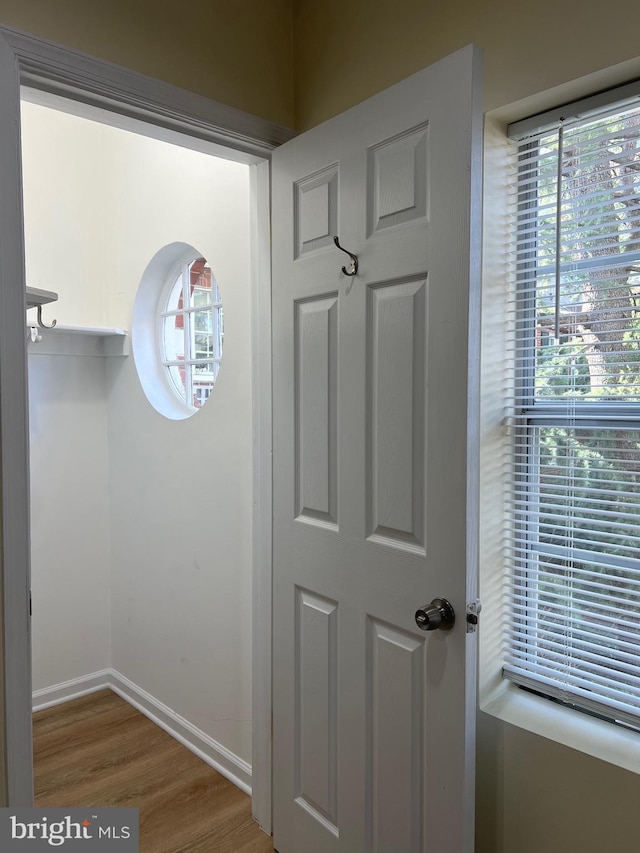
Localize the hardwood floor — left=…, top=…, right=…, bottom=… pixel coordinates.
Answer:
left=34, top=689, right=275, bottom=853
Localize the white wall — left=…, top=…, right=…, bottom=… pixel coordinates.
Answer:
left=22, top=107, right=109, bottom=329
left=28, top=353, right=112, bottom=690
left=23, top=108, right=114, bottom=691
left=22, top=102, right=253, bottom=765
left=103, top=128, right=253, bottom=763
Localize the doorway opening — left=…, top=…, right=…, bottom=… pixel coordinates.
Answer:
left=20, top=90, right=270, bottom=825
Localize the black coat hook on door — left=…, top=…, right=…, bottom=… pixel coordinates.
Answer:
left=333, top=236, right=358, bottom=277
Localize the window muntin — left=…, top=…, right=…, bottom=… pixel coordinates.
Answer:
left=506, top=102, right=640, bottom=728
left=160, top=258, right=223, bottom=409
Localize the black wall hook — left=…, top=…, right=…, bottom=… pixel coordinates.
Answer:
left=333, top=236, right=358, bottom=276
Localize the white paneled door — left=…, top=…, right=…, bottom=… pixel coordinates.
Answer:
left=272, top=46, right=483, bottom=853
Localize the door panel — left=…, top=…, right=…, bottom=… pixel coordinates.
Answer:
left=367, top=276, right=426, bottom=548
left=272, top=45, right=483, bottom=853
left=367, top=618, right=425, bottom=853
left=294, top=164, right=339, bottom=258
left=296, top=589, right=339, bottom=830
left=367, top=123, right=428, bottom=235
left=295, top=295, right=338, bottom=525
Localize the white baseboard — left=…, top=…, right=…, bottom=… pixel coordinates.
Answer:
left=32, top=669, right=252, bottom=796
left=32, top=670, right=111, bottom=711
left=108, top=669, right=252, bottom=795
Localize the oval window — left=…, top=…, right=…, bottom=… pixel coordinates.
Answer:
left=132, top=243, right=224, bottom=420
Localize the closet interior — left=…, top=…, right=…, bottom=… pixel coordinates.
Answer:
left=23, top=97, right=255, bottom=788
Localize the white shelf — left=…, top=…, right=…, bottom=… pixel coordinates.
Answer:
left=26, top=286, right=58, bottom=308
left=28, top=325, right=129, bottom=357
left=46, top=325, right=127, bottom=337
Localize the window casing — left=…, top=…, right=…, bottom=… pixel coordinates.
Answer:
left=506, top=95, right=640, bottom=728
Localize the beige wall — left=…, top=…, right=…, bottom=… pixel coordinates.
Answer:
left=477, top=711, right=640, bottom=853
left=0, top=0, right=294, bottom=127
left=292, top=0, right=640, bottom=129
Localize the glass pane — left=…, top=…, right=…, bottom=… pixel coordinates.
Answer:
left=193, top=309, right=213, bottom=332
left=517, top=426, right=640, bottom=686
left=165, top=270, right=184, bottom=313
left=213, top=306, right=224, bottom=358
left=163, top=314, right=185, bottom=362
left=167, top=364, right=187, bottom=401
left=194, top=331, right=214, bottom=359
left=519, top=553, right=640, bottom=704
left=535, top=426, right=640, bottom=559
left=190, top=310, right=213, bottom=359
left=191, top=362, right=218, bottom=409
left=189, top=258, right=213, bottom=307
left=534, top=272, right=640, bottom=401
left=515, top=428, right=640, bottom=707
left=193, top=290, right=211, bottom=307
left=530, top=110, right=640, bottom=402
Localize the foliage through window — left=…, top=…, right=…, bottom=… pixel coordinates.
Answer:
left=506, top=97, right=640, bottom=727
left=161, top=258, right=223, bottom=409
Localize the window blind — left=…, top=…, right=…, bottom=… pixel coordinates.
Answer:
left=505, top=95, right=640, bottom=728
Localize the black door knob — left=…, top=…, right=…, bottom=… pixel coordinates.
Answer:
left=415, top=598, right=455, bottom=631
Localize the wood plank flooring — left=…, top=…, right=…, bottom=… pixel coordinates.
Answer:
left=34, top=689, right=275, bottom=853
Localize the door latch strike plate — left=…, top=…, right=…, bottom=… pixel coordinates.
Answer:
left=466, top=599, right=482, bottom=633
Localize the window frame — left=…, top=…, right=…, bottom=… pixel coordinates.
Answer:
left=132, top=242, right=225, bottom=422
left=479, top=96, right=640, bottom=777
left=505, top=101, right=640, bottom=728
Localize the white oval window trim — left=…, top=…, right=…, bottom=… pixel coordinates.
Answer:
left=132, top=242, right=223, bottom=420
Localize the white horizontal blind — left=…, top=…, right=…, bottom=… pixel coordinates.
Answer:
left=505, top=98, right=640, bottom=728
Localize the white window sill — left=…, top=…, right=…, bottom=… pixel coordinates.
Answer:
left=481, top=678, right=640, bottom=775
